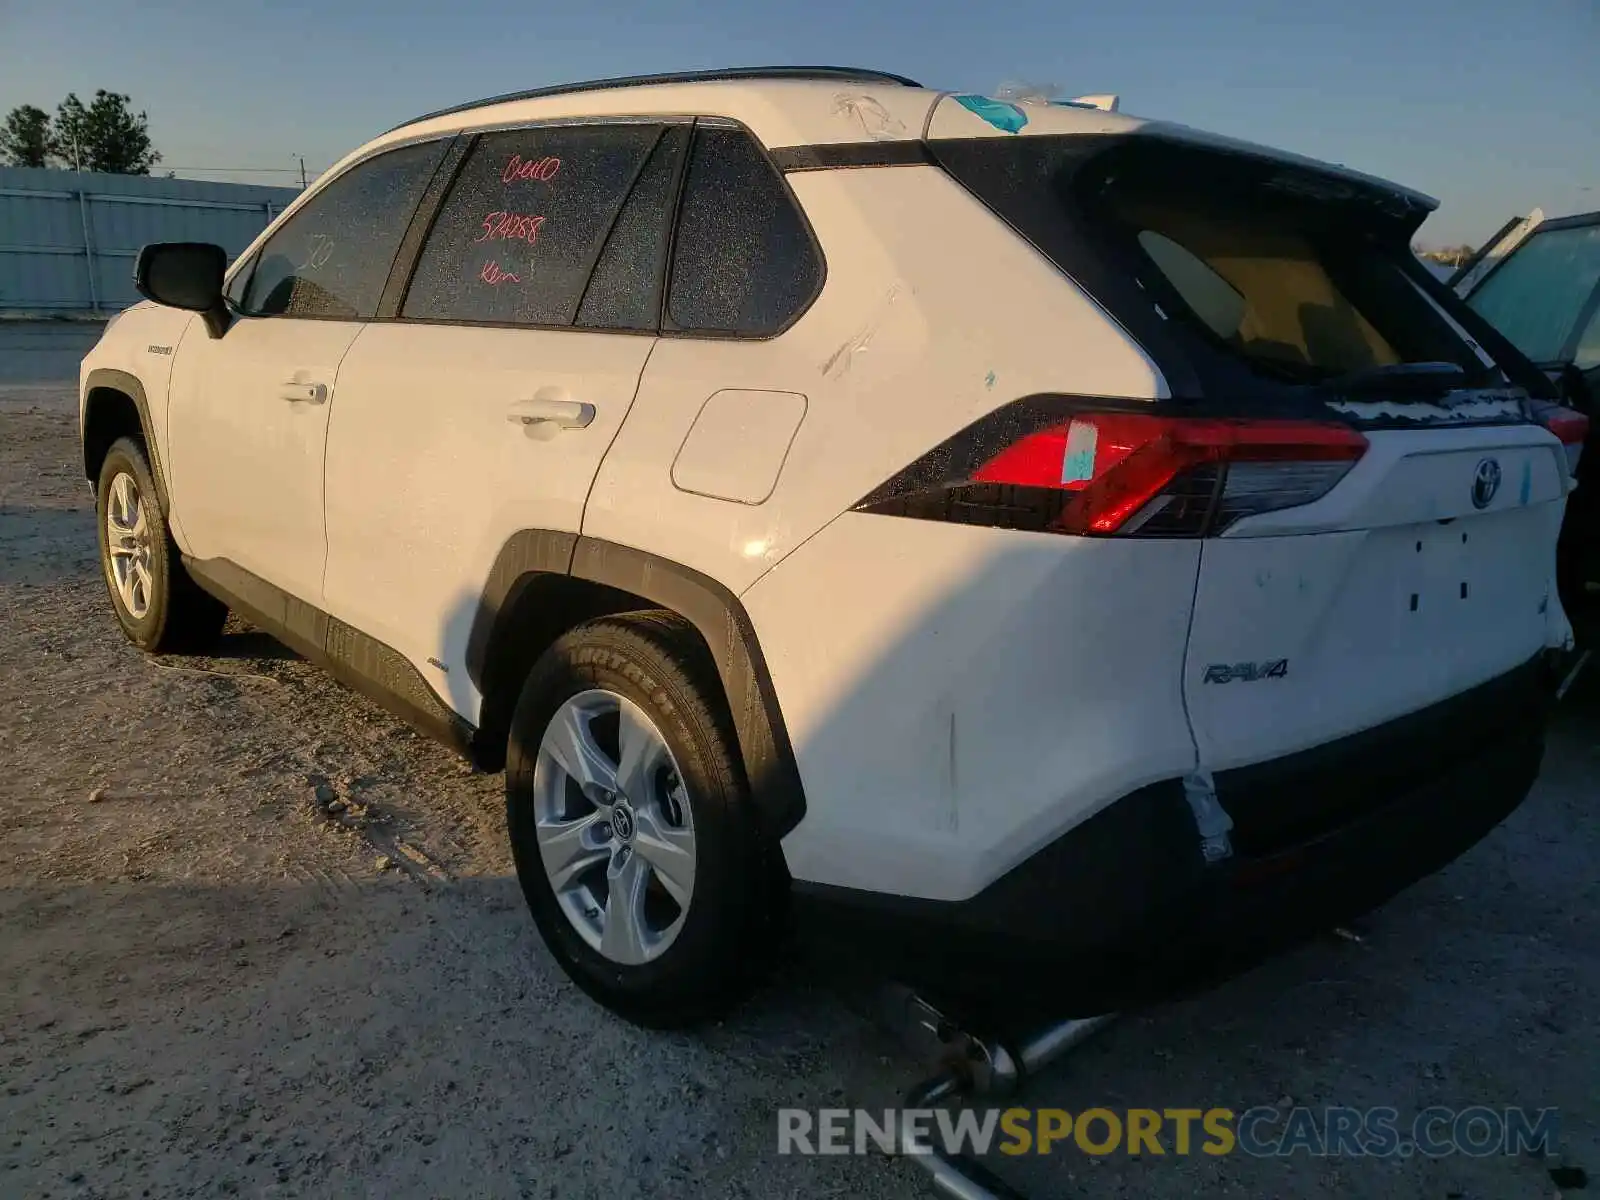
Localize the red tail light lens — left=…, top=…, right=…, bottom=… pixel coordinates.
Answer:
left=857, top=408, right=1368, bottom=537
left=1533, top=403, right=1588, bottom=477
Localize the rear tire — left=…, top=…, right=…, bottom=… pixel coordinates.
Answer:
left=95, top=437, right=226, bottom=654
left=506, top=612, right=776, bottom=1027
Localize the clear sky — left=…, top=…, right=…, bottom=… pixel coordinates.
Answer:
left=2, top=0, right=1595, bottom=245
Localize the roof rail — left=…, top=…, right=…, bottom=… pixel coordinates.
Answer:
left=390, top=66, right=924, bottom=132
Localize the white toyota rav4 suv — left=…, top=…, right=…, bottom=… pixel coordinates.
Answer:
left=81, top=67, right=1582, bottom=1028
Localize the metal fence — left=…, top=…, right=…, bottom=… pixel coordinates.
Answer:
left=0, top=165, right=300, bottom=314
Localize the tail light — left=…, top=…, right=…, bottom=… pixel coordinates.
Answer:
left=855, top=405, right=1368, bottom=537
left=1532, top=402, right=1588, bottom=478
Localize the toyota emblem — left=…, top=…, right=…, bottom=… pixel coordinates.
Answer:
left=1471, top=458, right=1502, bottom=509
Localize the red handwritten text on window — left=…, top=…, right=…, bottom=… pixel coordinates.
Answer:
left=501, top=155, right=561, bottom=184
left=476, top=212, right=546, bottom=245
left=480, top=260, right=522, bottom=286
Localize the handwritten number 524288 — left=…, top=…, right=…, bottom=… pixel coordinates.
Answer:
left=476, top=212, right=546, bottom=245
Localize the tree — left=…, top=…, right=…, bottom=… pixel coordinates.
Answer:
left=49, top=90, right=160, bottom=174
left=50, top=93, right=89, bottom=169
left=0, top=104, right=51, bottom=168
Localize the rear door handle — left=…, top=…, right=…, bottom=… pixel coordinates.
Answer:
left=280, top=381, right=328, bottom=404
left=506, top=398, right=595, bottom=430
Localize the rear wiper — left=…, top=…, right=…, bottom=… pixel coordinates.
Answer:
left=1324, top=362, right=1471, bottom=397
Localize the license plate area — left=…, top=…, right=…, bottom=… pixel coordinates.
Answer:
left=1356, top=509, right=1549, bottom=652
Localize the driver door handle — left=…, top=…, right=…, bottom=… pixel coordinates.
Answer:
left=506, top=398, right=595, bottom=430
left=280, top=381, right=328, bottom=405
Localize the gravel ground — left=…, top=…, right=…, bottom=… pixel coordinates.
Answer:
left=1, top=322, right=1596, bottom=1199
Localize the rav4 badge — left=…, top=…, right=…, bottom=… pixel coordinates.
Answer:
left=1203, top=660, right=1289, bottom=684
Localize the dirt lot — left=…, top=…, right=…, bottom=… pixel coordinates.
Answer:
left=2, top=321, right=1597, bottom=1199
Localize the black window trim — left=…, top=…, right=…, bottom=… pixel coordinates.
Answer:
left=649, top=120, right=697, bottom=332
left=375, top=134, right=472, bottom=319
left=369, top=113, right=826, bottom=340
left=575, top=123, right=693, bottom=333
left=222, top=248, right=258, bottom=313
left=769, top=141, right=935, bottom=171
left=568, top=125, right=668, bottom=324
left=224, top=132, right=457, bottom=325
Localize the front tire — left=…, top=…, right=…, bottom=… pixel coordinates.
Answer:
left=506, top=613, right=775, bottom=1027
left=95, top=437, right=226, bottom=653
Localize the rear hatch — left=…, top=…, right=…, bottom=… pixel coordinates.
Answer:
left=1186, top=421, right=1566, bottom=770
left=929, top=117, right=1573, bottom=771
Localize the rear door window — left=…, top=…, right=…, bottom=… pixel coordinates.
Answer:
left=401, top=123, right=661, bottom=326
left=665, top=125, right=822, bottom=336
left=1465, top=223, right=1600, bottom=366
left=241, top=139, right=447, bottom=320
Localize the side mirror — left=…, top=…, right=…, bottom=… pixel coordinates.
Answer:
left=134, top=242, right=230, bottom=337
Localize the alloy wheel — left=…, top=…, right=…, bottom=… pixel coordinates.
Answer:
left=105, top=471, right=154, bottom=620
left=532, top=689, right=697, bottom=965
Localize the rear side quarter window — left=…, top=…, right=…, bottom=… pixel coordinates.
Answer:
left=665, top=125, right=822, bottom=337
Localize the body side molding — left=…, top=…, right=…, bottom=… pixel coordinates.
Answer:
left=185, top=537, right=807, bottom=842
left=185, top=557, right=476, bottom=756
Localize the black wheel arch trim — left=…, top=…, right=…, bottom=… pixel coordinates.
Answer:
left=468, top=533, right=807, bottom=838
left=82, top=368, right=172, bottom=511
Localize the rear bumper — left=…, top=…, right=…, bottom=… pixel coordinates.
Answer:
left=792, top=656, right=1553, bottom=1024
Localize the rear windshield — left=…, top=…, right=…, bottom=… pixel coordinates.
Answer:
left=933, top=135, right=1493, bottom=392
